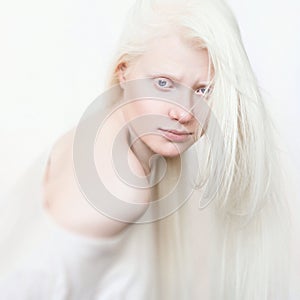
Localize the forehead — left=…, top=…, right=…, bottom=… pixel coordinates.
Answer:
left=129, top=34, right=211, bottom=85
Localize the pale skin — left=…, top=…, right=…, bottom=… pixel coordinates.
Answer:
left=43, top=33, right=211, bottom=238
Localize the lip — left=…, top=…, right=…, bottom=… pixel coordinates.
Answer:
left=159, top=128, right=192, bottom=143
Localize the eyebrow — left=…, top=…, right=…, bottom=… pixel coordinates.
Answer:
left=147, top=72, right=211, bottom=88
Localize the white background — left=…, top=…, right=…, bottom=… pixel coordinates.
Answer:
left=0, top=0, right=299, bottom=195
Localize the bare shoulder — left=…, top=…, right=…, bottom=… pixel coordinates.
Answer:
left=50, top=128, right=76, bottom=159
left=43, top=118, right=150, bottom=238
left=43, top=127, right=114, bottom=237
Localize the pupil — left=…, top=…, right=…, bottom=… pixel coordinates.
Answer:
left=159, top=80, right=166, bottom=87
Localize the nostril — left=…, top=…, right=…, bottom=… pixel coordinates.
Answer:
left=168, top=108, right=193, bottom=123
left=168, top=109, right=179, bottom=120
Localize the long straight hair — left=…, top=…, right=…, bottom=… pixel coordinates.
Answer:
left=105, top=0, right=291, bottom=299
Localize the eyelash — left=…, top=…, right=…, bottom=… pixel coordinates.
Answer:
left=195, top=87, right=211, bottom=96
left=154, top=77, right=211, bottom=96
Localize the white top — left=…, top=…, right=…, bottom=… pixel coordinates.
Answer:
left=0, top=211, right=158, bottom=300
left=0, top=148, right=299, bottom=299
left=0, top=148, right=159, bottom=300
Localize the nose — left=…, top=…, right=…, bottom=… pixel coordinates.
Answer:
left=168, top=106, right=193, bottom=123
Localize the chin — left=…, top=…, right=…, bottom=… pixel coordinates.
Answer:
left=149, top=141, right=190, bottom=158
left=158, top=150, right=181, bottom=158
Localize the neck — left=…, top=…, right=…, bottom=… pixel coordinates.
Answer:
left=126, top=125, right=155, bottom=176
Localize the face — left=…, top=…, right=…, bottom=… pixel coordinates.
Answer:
left=118, top=34, right=211, bottom=158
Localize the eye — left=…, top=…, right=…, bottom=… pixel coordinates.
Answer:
left=195, top=86, right=211, bottom=96
left=154, top=77, right=173, bottom=89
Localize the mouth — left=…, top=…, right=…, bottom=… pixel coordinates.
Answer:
left=158, top=128, right=192, bottom=142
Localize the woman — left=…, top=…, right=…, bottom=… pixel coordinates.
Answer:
left=0, top=0, right=294, bottom=299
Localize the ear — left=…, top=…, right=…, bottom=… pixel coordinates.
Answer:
left=117, top=62, right=128, bottom=89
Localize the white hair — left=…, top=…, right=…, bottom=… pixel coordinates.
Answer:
left=106, top=0, right=291, bottom=299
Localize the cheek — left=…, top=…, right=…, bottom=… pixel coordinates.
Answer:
left=123, top=100, right=167, bottom=121
left=132, top=101, right=154, bottom=116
